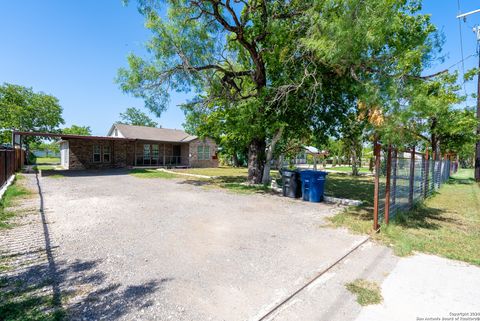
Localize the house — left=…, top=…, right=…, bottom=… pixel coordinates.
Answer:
left=58, top=124, right=218, bottom=169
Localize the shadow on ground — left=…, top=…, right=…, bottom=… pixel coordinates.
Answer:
left=392, top=204, right=447, bottom=230
left=40, top=169, right=131, bottom=178
left=324, top=173, right=375, bottom=205
left=0, top=172, right=171, bottom=321
left=177, top=175, right=276, bottom=194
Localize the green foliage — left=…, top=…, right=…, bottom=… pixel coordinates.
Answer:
left=0, top=83, right=64, bottom=144
left=35, top=157, right=60, bottom=164
left=463, top=67, right=479, bottom=82
left=118, top=107, right=158, bottom=127
left=34, top=142, right=59, bottom=157
left=303, top=0, right=439, bottom=106
left=377, top=70, right=476, bottom=159
left=62, top=125, right=91, bottom=136
left=118, top=0, right=445, bottom=182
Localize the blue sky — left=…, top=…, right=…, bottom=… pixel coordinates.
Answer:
left=0, top=0, right=479, bottom=136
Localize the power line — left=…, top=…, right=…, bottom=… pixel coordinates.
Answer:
left=446, top=53, right=475, bottom=71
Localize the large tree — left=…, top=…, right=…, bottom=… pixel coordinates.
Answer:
left=375, top=70, right=477, bottom=160
left=62, top=125, right=92, bottom=136
left=118, top=107, right=158, bottom=127
left=0, top=83, right=64, bottom=145
left=118, top=0, right=439, bottom=183
left=118, top=0, right=356, bottom=183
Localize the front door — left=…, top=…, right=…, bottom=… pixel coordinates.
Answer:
left=173, top=145, right=181, bottom=165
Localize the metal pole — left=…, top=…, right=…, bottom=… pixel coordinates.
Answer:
left=408, top=146, right=415, bottom=208
left=384, top=145, right=392, bottom=224
left=373, top=139, right=381, bottom=231
left=163, top=143, right=166, bottom=166
left=475, top=46, right=480, bottom=181
left=134, top=142, right=137, bottom=166
left=391, top=148, right=398, bottom=206
left=457, top=8, right=480, bottom=19
left=424, top=147, right=429, bottom=198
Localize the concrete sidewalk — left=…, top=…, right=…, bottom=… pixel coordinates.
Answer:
left=355, top=254, right=480, bottom=321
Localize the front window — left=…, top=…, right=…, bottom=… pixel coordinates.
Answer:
left=152, top=144, right=159, bottom=165
left=197, top=144, right=210, bottom=161
left=143, top=144, right=151, bottom=165
left=103, top=146, right=111, bottom=163
left=93, top=145, right=101, bottom=163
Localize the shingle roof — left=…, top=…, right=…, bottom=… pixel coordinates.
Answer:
left=113, top=124, right=198, bottom=143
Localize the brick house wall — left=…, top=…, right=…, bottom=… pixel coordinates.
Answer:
left=188, top=137, right=219, bottom=168
left=67, top=139, right=133, bottom=170
left=64, top=137, right=218, bottom=169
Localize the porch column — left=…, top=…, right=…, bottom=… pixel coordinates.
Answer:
left=134, top=142, right=137, bottom=166
left=112, top=141, right=115, bottom=166
left=163, top=144, right=166, bottom=166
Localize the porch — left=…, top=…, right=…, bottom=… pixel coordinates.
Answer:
left=134, top=141, right=189, bottom=167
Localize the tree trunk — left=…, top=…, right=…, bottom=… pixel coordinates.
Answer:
left=232, top=153, right=239, bottom=167
left=262, top=128, right=284, bottom=185
left=431, top=117, right=438, bottom=160
left=277, top=155, right=284, bottom=170
left=248, top=138, right=266, bottom=184
left=351, top=146, right=359, bottom=176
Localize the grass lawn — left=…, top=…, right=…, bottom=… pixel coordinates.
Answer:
left=35, top=157, right=60, bottom=164
left=172, top=166, right=249, bottom=177
left=129, top=169, right=180, bottom=179
left=171, top=166, right=375, bottom=197
left=324, top=173, right=374, bottom=204
left=330, top=169, right=480, bottom=266
left=33, top=157, right=61, bottom=171
left=0, top=175, right=32, bottom=229
left=345, top=279, right=383, bottom=306
left=325, top=166, right=372, bottom=174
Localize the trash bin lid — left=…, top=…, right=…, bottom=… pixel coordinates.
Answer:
left=281, top=169, right=297, bottom=177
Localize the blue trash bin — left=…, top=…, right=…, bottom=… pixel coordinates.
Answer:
left=300, top=170, right=328, bottom=202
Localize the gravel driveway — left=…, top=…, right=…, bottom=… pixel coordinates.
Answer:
left=34, top=170, right=368, bottom=320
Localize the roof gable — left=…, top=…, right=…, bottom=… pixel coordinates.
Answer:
left=110, top=124, right=198, bottom=143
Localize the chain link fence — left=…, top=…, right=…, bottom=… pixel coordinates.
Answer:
left=373, top=145, right=457, bottom=228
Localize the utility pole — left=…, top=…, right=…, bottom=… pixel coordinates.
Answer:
left=476, top=26, right=480, bottom=181
left=456, top=9, right=480, bottom=181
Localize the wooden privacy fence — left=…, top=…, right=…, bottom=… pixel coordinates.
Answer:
left=0, top=148, right=24, bottom=191
left=373, top=144, right=458, bottom=230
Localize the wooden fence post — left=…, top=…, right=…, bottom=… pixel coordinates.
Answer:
left=373, top=139, right=381, bottom=231
left=408, top=146, right=416, bottom=208
left=384, top=145, right=392, bottom=224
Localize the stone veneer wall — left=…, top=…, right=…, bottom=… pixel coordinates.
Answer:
left=68, top=139, right=133, bottom=170
left=188, top=137, right=219, bottom=168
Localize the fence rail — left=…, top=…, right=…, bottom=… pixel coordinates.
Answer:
left=373, top=145, right=457, bottom=229
left=0, top=148, right=24, bottom=192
